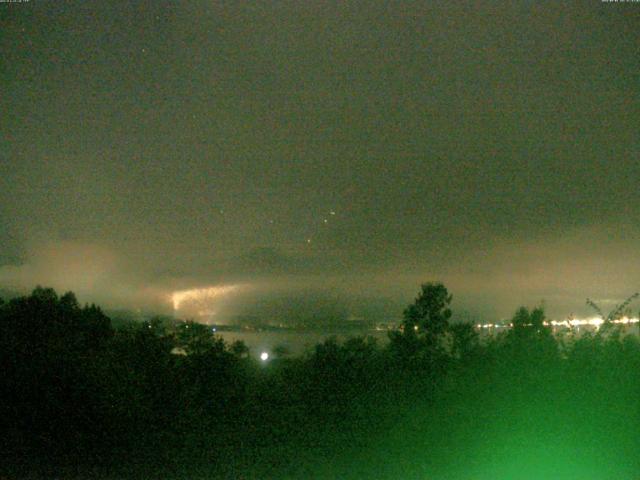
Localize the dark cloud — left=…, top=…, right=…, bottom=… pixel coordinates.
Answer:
left=1, top=1, right=638, bottom=321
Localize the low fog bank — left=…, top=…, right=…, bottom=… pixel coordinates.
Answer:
left=1, top=234, right=639, bottom=325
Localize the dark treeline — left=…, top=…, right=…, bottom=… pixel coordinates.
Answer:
left=1, top=284, right=640, bottom=479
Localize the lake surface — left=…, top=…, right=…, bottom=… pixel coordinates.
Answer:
left=216, top=323, right=640, bottom=359
left=216, top=330, right=391, bottom=358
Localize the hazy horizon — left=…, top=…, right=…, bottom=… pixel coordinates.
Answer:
left=2, top=1, right=639, bottom=324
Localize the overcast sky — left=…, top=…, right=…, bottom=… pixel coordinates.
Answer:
left=1, top=1, right=639, bottom=322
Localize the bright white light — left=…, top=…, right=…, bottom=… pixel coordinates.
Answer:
left=171, top=285, right=239, bottom=311
left=590, top=317, right=604, bottom=328
left=477, top=316, right=640, bottom=330
left=260, top=352, right=269, bottom=361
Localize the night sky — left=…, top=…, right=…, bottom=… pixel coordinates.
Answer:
left=1, top=1, right=639, bottom=322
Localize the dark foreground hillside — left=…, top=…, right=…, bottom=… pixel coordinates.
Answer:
left=1, top=286, right=639, bottom=479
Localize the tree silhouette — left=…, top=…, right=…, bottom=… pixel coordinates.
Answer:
left=586, top=293, right=639, bottom=324
left=402, top=282, right=452, bottom=344
left=449, top=322, right=479, bottom=360
left=230, top=340, right=249, bottom=358
left=510, top=306, right=550, bottom=338
left=175, top=320, right=225, bottom=355
left=389, top=282, right=453, bottom=365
